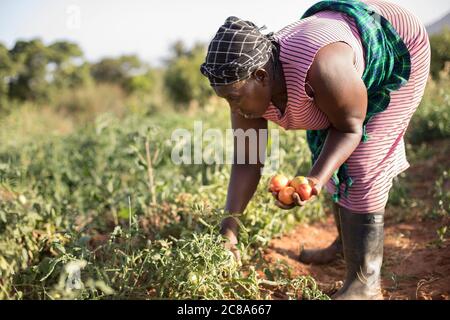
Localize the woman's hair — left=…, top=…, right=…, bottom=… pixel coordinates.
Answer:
left=200, top=16, right=278, bottom=87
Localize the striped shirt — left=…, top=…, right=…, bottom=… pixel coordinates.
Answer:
left=262, top=0, right=431, bottom=213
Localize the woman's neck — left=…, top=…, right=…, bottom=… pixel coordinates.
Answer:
left=271, top=58, right=288, bottom=112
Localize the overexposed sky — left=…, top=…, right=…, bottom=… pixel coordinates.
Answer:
left=1, top=0, right=449, bottom=66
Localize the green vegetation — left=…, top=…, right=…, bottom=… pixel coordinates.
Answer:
left=164, top=41, right=214, bottom=107
left=0, top=30, right=449, bottom=299
left=429, top=28, right=450, bottom=79
left=406, top=76, right=450, bottom=144
left=0, top=105, right=330, bottom=299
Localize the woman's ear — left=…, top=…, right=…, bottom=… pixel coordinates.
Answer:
left=253, top=68, right=269, bottom=84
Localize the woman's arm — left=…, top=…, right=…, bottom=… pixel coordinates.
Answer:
left=306, top=42, right=368, bottom=188
left=220, top=113, right=268, bottom=252
left=221, top=164, right=263, bottom=244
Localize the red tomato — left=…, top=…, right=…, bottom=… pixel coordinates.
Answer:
left=269, top=174, right=289, bottom=192
left=296, top=183, right=313, bottom=201
left=289, top=176, right=309, bottom=190
left=278, top=186, right=296, bottom=205
left=290, top=176, right=313, bottom=201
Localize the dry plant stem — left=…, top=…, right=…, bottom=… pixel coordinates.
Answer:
left=145, top=138, right=156, bottom=206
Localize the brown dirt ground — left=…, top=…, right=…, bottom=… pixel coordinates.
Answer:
left=261, top=139, right=450, bottom=300
left=262, top=214, right=449, bottom=300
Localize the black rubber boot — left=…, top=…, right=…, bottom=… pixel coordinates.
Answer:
left=298, top=203, right=343, bottom=265
left=332, top=206, right=384, bottom=300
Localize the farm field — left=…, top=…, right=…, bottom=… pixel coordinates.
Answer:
left=0, top=73, right=448, bottom=300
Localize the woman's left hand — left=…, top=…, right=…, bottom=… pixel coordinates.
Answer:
left=269, top=177, right=322, bottom=210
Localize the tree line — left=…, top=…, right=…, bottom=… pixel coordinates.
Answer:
left=1, top=28, right=449, bottom=112
left=0, top=38, right=213, bottom=112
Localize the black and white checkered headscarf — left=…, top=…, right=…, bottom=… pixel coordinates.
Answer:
left=200, top=16, right=276, bottom=86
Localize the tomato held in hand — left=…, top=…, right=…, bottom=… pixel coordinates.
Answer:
left=297, top=183, right=313, bottom=201
left=278, top=186, right=296, bottom=205
left=269, top=174, right=289, bottom=192
left=290, top=176, right=313, bottom=201
left=289, top=176, right=309, bottom=190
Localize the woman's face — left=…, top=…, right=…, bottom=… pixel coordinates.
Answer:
left=213, top=69, right=272, bottom=119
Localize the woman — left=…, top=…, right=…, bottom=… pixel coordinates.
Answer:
left=200, top=0, right=430, bottom=300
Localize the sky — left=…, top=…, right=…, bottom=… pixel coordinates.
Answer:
left=1, top=0, right=449, bottom=66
